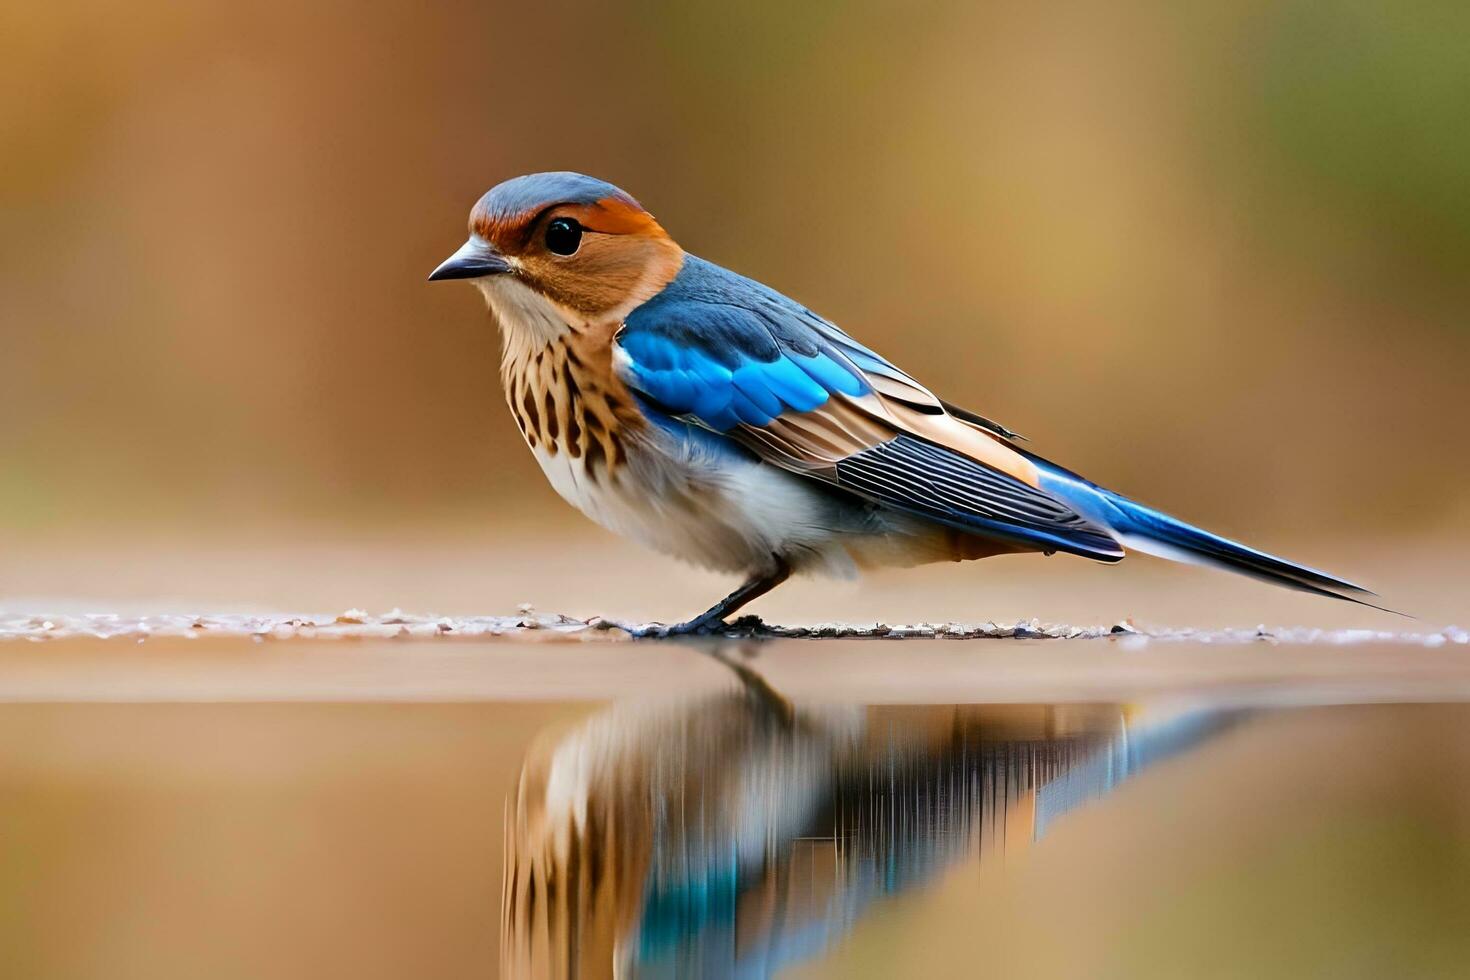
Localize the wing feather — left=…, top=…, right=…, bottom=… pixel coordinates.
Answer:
left=616, top=256, right=1123, bottom=560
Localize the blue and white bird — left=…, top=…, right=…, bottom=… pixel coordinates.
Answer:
left=430, top=172, right=1378, bottom=634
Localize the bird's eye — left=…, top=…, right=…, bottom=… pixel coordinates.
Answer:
left=545, top=217, right=582, bottom=256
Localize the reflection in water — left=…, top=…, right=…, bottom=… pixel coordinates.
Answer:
left=502, top=646, right=1238, bottom=979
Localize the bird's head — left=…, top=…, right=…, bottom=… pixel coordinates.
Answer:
left=429, top=172, right=683, bottom=333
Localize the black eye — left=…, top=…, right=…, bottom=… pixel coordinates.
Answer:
left=545, top=217, right=582, bottom=256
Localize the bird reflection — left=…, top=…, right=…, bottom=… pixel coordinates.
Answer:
left=502, top=645, right=1237, bottom=979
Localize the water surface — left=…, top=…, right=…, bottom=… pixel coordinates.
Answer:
left=0, top=635, right=1467, bottom=979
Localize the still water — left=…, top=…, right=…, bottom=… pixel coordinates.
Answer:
left=504, top=661, right=1236, bottom=978
left=0, top=636, right=1467, bottom=978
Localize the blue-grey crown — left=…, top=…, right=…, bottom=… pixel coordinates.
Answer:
left=478, top=171, right=641, bottom=222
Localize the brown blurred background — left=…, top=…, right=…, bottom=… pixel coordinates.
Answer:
left=2, top=0, right=1467, bottom=617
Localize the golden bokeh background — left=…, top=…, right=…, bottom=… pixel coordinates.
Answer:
left=5, top=0, right=1467, bottom=541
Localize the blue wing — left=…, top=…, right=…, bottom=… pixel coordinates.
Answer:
left=615, top=256, right=1123, bottom=561
left=616, top=258, right=873, bottom=430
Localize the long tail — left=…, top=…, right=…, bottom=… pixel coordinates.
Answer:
left=1026, top=454, right=1393, bottom=612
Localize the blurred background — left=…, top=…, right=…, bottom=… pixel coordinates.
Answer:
left=2, top=0, right=1467, bottom=622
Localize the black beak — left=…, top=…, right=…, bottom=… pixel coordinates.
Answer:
left=428, top=238, right=512, bottom=281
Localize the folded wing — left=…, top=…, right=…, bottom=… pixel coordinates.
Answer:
left=615, top=258, right=1124, bottom=561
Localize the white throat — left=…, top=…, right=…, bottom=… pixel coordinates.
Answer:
left=475, top=275, right=580, bottom=345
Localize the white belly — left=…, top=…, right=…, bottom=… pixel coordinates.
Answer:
left=531, top=426, right=866, bottom=577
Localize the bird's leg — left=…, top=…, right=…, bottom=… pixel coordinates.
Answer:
left=632, top=558, right=791, bottom=638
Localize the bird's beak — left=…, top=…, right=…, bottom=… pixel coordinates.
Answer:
left=428, top=237, right=512, bottom=281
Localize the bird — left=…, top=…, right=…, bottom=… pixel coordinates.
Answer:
left=429, top=171, right=1381, bottom=635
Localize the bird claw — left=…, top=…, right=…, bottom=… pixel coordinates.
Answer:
left=623, top=615, right=779, bottom=639
left=625, top=617, right=731, bottom=639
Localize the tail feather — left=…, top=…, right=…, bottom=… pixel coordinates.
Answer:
left=1028, top=455, right=1395, bottom=613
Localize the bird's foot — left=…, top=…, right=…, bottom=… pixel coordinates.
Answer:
left=622, top=562, right=790, bottom=639
left=625, top=615, right=730, bottom=639
left=623, top=614, right=774, bottom=639
left=725, top=614, right=770, bottom=636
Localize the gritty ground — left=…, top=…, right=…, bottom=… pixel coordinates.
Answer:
left=0, top=608, right=1464, bottom=646
left=0, top=533, right=1463, bottom=703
